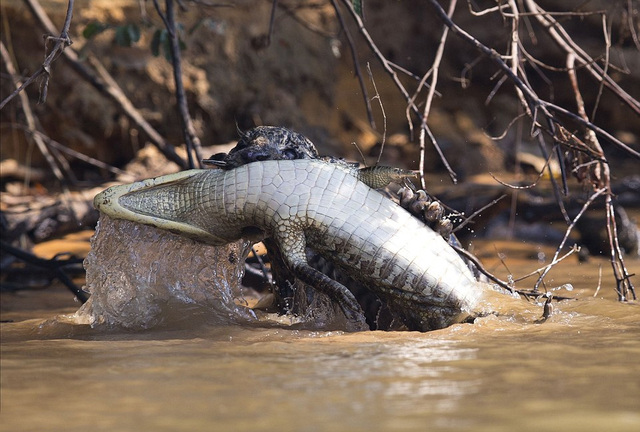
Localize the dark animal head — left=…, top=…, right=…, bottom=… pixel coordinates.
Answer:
left=221, top=126, right=319, bottom=169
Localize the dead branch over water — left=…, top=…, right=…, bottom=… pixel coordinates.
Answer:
left=418, top=0, right=637, bottom=300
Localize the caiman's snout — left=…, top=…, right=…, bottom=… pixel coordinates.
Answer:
left=93, top=169, right=229, bottom=246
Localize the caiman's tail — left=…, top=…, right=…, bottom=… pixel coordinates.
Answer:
left=93, top=170, right=228, bottom=245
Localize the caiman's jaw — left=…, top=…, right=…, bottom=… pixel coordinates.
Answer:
left=93, top=170, right=229, bottom=246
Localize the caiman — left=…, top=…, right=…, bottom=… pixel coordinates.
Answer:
left=204, top=126, right=459, bottom=328
left=93, top=158, right=530, bottom=331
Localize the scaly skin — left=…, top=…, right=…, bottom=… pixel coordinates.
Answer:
left=204, top=126, right=458, bottom=327
left=94, top=159, right=490, bottom=331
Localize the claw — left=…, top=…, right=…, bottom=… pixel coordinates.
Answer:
left=399, top=187, right=415, bottom=207
left=414, top=190, right=430, bottom=204
left=435, top=218, right=453, bottom=238
left=409, top=192, right=429, bottom=215
left=424, top=201, right=444, bottom=222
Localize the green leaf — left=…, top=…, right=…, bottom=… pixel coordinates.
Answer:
left=150, top=28, right=186, bottom=61
left=114, top=24, right=141, bottom=47
left=127, top=24, right=141, bottom=44
left=151, top=29, right=162, bottom=57
left=114, top=26, right=129, bottom=46
left=352, top=0, right=363, bottom=18
left=82, top=21, right=109, bottom=39
left=150, top=29, right=172, bottom=60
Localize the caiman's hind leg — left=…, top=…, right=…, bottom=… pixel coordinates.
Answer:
left=290, top=261, right=364, bottom=323
left=276, top=230, right=365, bottom=323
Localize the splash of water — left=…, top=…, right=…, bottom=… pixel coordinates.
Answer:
left=74, top=214, right=364, bottom=331
left=76, top=214, right=256, bottom=328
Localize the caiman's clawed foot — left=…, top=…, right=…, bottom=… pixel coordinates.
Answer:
left=290, top=261, right=366, bottom=325
left=398, top=187, right=453, bottom=239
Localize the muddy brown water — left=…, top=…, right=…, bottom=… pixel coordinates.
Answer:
left=1, top=235, right=639, bottom=432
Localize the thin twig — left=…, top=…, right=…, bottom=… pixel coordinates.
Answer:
left=249, top=246, right=272, bottom=284
left=523, top=0, right=640, bottom=115
left=514, top=245, right=580, bottom=284
left=593, top=264, right=603, bottom=297
left=566, top=51, right=635, bottom=300
left=339, top=0, right=457, bottom=181
left=0, top=0, right=74, bottom=109
left=450, top=244, right=513, bottom=291
left=488, top=152, right=551, bottom=190
left=627, top=0, right=640, bottom=51
left=266, top=0, right=279, bottom=46
left=533, top=188, right=607, bottom=291
left=506, top=0, right=529, bottom=113
left=152, top=0, right=173, bottom=36
left=330, top=0, right=375, bottom=128
left=590, top=13, right=610, bottom=122
left=417, top=0, right=456, bottom=189
left=452, top=194, right=506, bottom=234
left=426, top=0, right=640, bottom=159
left=366, top=63, right=386, bottom=164
left=351, top=141, right=368, bottom=167
left=5, top=125, right=131, bottom=178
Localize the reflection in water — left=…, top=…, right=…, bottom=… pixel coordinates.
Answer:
left=380, top=340, right=480, bottom=416
left=3, top=298, right=640, bottom=431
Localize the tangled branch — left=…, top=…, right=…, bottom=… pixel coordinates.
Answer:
left=336, top=0, right=638, bottom=300
left=429, top=0, right=638, bottom=300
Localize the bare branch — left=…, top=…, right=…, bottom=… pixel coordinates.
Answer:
left=514, top=245, right=580, bottom=284
left=563, top=50, right=636, bottom=300
left=338, top=0, right=457, bottom=181
left=0, top=41, right=66, bottom=184
left=21, top=0, right=188, bottom=169
left=488, top=167, right=546, bottom=190
left=450, top=244, right=513, bottom=292
left=426, top=0, right=640, bottom=160
left=153, top=0, right=204, bottom=169
left=417, top=0, right=456, bottom=189
left=523, top=0, right=640, bottom=116
left=452, top=194, right=506, bottom=234
left=0, top=240, right=88, bottom=303
left=533, top=188, right=607, bottom=290
left=4, top=124, right=132, bottom=179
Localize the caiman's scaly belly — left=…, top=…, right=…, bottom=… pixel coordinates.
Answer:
left=94, top=159, right=486, bottom=330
